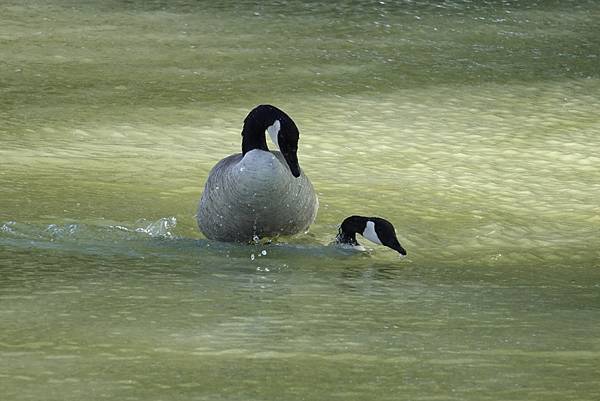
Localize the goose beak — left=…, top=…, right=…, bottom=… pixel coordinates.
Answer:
left=276, top=126, right=301, bottom=178
left=283, top=150, right=301, bottom=178
left=388, top=240, right=407, bottom=256
left=395, top=244, right=407, bottom=256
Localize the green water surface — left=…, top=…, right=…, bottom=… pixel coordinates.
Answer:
left=1, top=1, right=600, bottom=400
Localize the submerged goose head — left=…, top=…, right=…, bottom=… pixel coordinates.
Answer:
left=241, top=104, right=301, bottom=177
left=337, top=215, right=407, bottom=256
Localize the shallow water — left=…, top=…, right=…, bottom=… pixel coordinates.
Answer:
left=1, top=1, right=600, bottom=400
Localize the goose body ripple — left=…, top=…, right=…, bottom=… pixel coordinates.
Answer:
left=197, top=105, right=318, bottom=242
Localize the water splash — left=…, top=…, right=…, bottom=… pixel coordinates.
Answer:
left=46, top=223, right=80, bottom=239
left=108, top=217, right=177, bottom=238
left=0, top=218, right=369, bottom=262
left=134, top=217, right=177, bottom=238
left=0, top=217, right=184, bottom=257
left=1, top=221, right=16, bottom=233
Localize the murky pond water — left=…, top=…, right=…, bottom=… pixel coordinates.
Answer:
left=1, top=1, right=600, bottom=400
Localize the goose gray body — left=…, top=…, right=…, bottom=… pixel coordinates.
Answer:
left=197, top=105, right=318, bottom=242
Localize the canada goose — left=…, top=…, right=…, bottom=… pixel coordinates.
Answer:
left=336, top=216, right=407, bottom=256
left=197, top=105, right=318, bottom=242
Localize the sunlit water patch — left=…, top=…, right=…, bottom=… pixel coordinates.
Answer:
left=2, top=1, right=600, bottom=400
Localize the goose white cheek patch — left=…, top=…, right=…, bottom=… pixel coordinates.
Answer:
left=362, top=220, right=382, bottom=245
left=267, top=119, right=281, bottom=149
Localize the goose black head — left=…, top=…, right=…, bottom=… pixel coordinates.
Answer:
left=337, top=215, right=407, bottom=256
left=241, top=104, right=301, bottom=178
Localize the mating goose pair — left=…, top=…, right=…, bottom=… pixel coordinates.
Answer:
left=197, top=105, right=406, bottom=256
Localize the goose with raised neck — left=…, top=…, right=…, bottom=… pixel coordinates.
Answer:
left=197, top=105, right=318, bottom=242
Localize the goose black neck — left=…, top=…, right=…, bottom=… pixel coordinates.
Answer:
left=337, top=215, right=368, bottom=245
left=241, top=104, right=284, bottom=155
left=241, top=126, right=269, bottom=155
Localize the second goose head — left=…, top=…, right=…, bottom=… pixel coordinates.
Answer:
left=241, top=104, right=301, bottom=177
left=337, top=215, right=407, bottom=256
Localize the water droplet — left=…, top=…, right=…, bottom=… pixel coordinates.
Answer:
left=0, top=221, right=16, bottom=233
left=261, top=250, right=267, bottom=256
left=250, top=253, right=255, bottom=261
